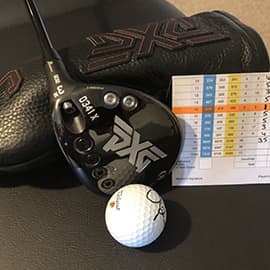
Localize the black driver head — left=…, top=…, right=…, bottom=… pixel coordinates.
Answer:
left=25, top=0, right=182, bottom=195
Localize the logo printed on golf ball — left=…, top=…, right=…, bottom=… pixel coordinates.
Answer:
left=105, top=184, right=167, bottom=248
left=115, top=190, right=123, bottom=210
left=110, top=201, right=115, bottom=208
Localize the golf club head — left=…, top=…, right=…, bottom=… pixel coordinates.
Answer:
left=25, top=0, right=182, bottom=195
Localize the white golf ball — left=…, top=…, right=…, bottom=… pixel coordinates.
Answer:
left=105, top=184, right=167, bottom=248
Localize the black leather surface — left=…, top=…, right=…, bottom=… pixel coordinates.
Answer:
left=1, top=1, right=270, bottom=270
left=2, top=168, right=270, bottom=270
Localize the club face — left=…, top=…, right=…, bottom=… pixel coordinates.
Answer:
left=52, top=83, right=182, bottom=195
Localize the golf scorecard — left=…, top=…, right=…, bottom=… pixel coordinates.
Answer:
left=172, top=72, right=270, bottom=186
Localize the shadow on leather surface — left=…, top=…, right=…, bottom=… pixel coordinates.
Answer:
left=141, top=200, right=191, bottom=252
left=0, top=161, right=81, bottom=189
left=154, top=174, right=175, bottom=196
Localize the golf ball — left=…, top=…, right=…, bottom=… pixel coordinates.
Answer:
left=105, top=184, right=167, bottom=248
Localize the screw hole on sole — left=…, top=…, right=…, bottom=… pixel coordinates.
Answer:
left=92, top=167, right=107, bottom=180
left=101, top=179, right=115, bottom=189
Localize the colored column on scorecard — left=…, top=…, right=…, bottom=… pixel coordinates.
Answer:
left=200, top=75, right=216, bottom=168
left=224, top=74, right=241, bottom=157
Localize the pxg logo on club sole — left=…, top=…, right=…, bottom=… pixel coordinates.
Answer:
left=103, top=116, right=167, bottom=173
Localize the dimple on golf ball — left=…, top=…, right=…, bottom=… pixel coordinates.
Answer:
left=105, top=184, right=167, bottom=248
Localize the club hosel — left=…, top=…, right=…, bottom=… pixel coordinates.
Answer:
left=45, top=57, right=74, bottom=101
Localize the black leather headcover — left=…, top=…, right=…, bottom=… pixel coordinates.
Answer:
left=0, top=10, right=269, bottom=172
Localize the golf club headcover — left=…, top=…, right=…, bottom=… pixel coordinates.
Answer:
left=0, top=10, right=269, bottom=173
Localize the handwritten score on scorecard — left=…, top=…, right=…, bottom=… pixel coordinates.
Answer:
left=172, top=72, right=270, bottom=186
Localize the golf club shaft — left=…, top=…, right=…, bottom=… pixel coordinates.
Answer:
left=25, top=0, right=60, bottom=61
